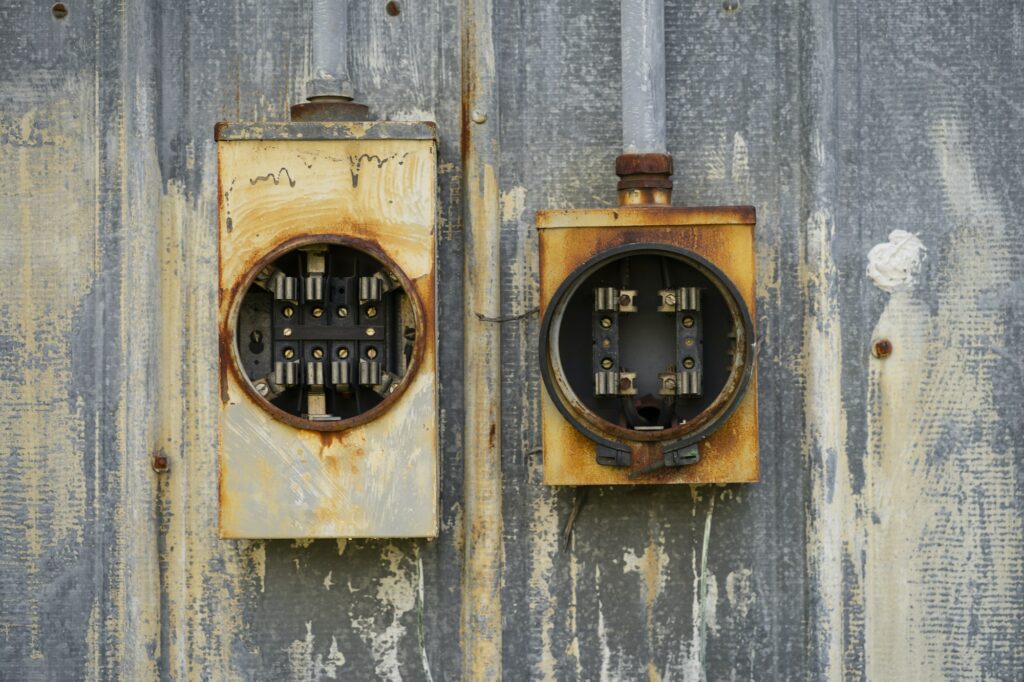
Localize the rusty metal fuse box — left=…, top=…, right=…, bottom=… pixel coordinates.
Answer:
left=216, top=121, right=438, bottom=538
left=537, top=206, right=758, bottom=484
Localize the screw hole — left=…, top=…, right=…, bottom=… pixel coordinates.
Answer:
left=51, top=3, right=68, bottom=18
left=385, top=1, right=400, bottom=16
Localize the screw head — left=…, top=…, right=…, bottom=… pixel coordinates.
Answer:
left=366, top=306, right=378, bottom=318
left=471, top=109, right=488, bottom=124
left=600, top=317, right=612, bottom=329
left=152, top=454, right=169, bottom=473
left=312, top=347, right=324, bottom=359
left=873, top=339, right=893, bottom=358
left=601, top=358, right=613, bottom=369
left=366, top=328, right=376, bottom=337
left=283, top=348, right=295, bottom=359
left=282, top=306, right=294, bottom=318
left=618, top=377, right=632, bottom=391
left=311, top=307, right=323, bottom=318
left=337, top=306, right=349, bottom=318
left=683, top=357, right=696, bottom=369
left=664, top=377, right=677, bottom=389
left=255, top=381, right=270, bottom=396
left=684, top=337, right=695, bottom=347
left=282, top=327, right=293, bottom=337
left=337, top=347, right=349, bottom=359
left=367, top=348, right=378, bottom=359
left=619, top=294, right=631, bottom=306
left=682, top=316, right=695, bottom=328
left=664, top=293, right=677, bottom=306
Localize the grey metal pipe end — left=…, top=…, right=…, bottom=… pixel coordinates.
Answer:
left=306, top=77, right=355, bottom=101
left=621, top=0, right=667, bottom=155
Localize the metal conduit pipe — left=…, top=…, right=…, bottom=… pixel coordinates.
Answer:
left=308, top=0, right=353, bottom=99
left=291, top=0, right=369, bottom=121
left=617, top=0, right=673, bottom=205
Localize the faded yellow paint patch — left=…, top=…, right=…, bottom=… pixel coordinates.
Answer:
left=156, top=181, right=261, bottom=681
left=500, top=185, right=527, bottom=223
left=860, top=120, right=1023, bottom=679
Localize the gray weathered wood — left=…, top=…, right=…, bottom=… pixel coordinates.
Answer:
left=1, top=0, right=1021, bottom=679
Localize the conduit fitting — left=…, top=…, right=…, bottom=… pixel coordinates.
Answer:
left=615, top=152, right=673, bottom=206
left=290, top=0, right=370, bottom=122
left=290, top=98, right=370, bottom=122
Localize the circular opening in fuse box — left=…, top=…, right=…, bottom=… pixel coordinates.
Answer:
left=541, top=243, right=754, bottom=448
left=227, top=236, right=423, bottom=431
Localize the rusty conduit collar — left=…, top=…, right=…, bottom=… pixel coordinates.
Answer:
left=615, top=152, right=673, bottom=206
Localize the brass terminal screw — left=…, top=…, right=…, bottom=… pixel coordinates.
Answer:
left=282, top=327, right=293, bottom=337
left=682, top=316, right=695, bottom=328
left=601, top=358, right=613, bottom=369
left=283, top=348, right=295, bottom=359
left=337, top=306, right=348, bottom=318
left=664, top=292, right=677, bottom=307
left=601, top=338, right=611, bottom=348
left=337, top=347, right=349, bottom=359
left=366, top=347, right=379, bottom=359
left=366, top=328, right=376, bottom=337
left=682, top=357, right=696, bottom=369
left=618, top=377, right=632, bottom=391
left=366, top=306, right=378, bottom=318
left=312, top=347, right=324, bottom=359
left=619, top=294, right=631, bottom=306
left=282, top=306, right=294, bottom=319
left=600, top=317, right=613, bottom=329
left=684, top=337, right=695, bottom=347
left=311, top=307, right=324, bottom=318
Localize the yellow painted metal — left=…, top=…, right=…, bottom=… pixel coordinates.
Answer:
left=537, top=206, right=759, bottom=485
left=217, top=135, right=439, bottom=538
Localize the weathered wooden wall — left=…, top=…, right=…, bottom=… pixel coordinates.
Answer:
left=1, top=0, right=1021, bottom=679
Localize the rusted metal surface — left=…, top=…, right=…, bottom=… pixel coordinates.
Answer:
left=872, top=338, right=893, bottom=359
left=214, top=120, right=438, bottom=141
left=217, top=133, right=439, bottom=538
left=537, top=207, right=759, bottom=485
left=1, top=0, right=1023, bottom=679
left=220, top=233, right=427, bottom=433
left=289, top=99, right=371, bottom=122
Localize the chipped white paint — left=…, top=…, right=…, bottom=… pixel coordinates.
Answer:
left=286, top=622, right=347, bottom=680
left=724, top=568, right=756, bottom=620
left=681, top=498, right=716, bottom=682
left=867, top=230, right=927, bottom=293
left=803, top=204, right=852, bottom=681
left=500, top=185, right=528, bottom=223
left=861, top=119, right=1022, bottom=679
left=351, top=544, right=416, bottom=681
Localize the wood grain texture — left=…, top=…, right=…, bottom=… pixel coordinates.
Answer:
left=0, top=0, right=1020, bottom=679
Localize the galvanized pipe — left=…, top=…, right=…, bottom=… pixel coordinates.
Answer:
left=307, top=0, right=354, bottom=100
left=621, top=0, right=667, bottom=154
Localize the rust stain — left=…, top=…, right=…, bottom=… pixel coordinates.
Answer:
left=217, top=134, right=439, bottom=539
left=537, top=206, right=759, bottom=485
left=220, top=232, right=429, bottom=433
